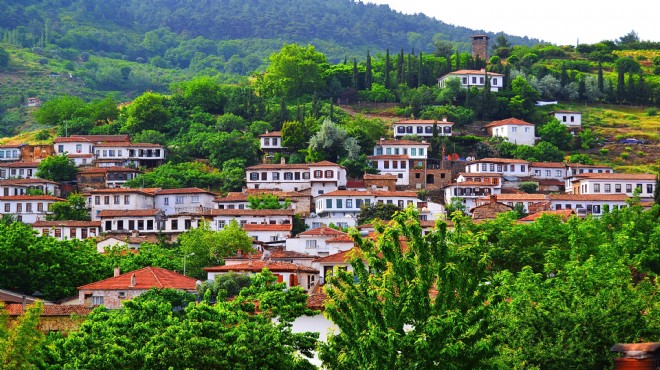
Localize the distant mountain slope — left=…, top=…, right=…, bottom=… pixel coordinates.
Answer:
left=0, top=0, right=539, bottom=63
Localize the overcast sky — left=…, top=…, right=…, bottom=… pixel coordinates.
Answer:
left=365, top=0, right=659, bottom=46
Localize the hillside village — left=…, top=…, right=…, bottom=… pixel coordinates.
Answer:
left=2, top=11, right=660, bottom=365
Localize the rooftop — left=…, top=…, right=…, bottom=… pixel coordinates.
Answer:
left=484, top=118, right=534, bottom=128
left=78, top=266, right=197, bottom=291
left=204, top=261, right=318, bottom=273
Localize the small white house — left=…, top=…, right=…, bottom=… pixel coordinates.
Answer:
left=0, top=195, right=64, bottom=223
left=204, top=261, right=319, bottom=293
left=437, top=69, right=504, bottom=92
left=392, top=119, right=454, bottom=138
left=484, top=118, right=535, bottom=146
left=33, top=220, right=101, bottom=240
left=246, top=160, right=347, bottom=196
left=552, top=110, right=582, bottom=128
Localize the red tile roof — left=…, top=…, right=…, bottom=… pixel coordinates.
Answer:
left=484, top=118, right=534, bottom=128
left=313, top=249, right=354, bottom=263
left=530, top=162, right=567, bottom=168
left=258, top=131, right=282, bottom=137
left=345, top=180, right=366, bottom=188
left=242, top=224, right=292, bottom=232
left=395, top=119, right=454, bottom=125
left=90, top=188, right=159, bottom=195
left=94, top=142, right=164, bottom=148
left=227, top=249, right=315, bottom=261
left=0, top=178, right=59, bottom=185
left=53, top=137, right=91, bottom=143
left=98, top=209, right=161, bottom=218
left=79, top=166, right=141, bottom=174
left=363, top=174, right=398, bottom=180
left=4, top=304, right=93, bottom=316
left=368, top=155, right=410, bottom=159
left=0, top=195, right=64, bottom=201
left=548, top=194, right=629, bottom=201
left=1, top=161, right=39, bottom=168
left=78, top=267, right=197, bottom=290
left=446, top=69, right=504, bottom=76
left=519, top=209, right=576, bottom=222
left=572, top=173, right=656, bottom=181
left=298, top=226, right=347, bottom=237
left=480, top=194, right=547, bottom=201
left=326, top=234, right=355, bottom=243
left=202, top=209, right=294, bottom=217
left=33, top=221, right=101, bottom=228
left=70, top=135, right=130, bottom=142
left=66, top=154, right=95, bottom=158
left=320, top=190, right=419, bottom=197
left=376, top=139, right=430, bottom=146
left=458, top=172, right=503, bottom=177
left=204, top=261, right=318, bottom=273
left=469, top=157, right=530, bottom=164
left=156, top=187, right=216, bottom=195
left=444, top=181, right=500, bottom=187
left=306, top=293, right=327, bottom=310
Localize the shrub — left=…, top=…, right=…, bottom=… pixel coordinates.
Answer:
left=621, top=152, right=630, bottom=159
left=646, top=108, right=657, bottom=117
left=637, top=151, right=646, bottom=157
left=599, top=148, right=609, bottom=156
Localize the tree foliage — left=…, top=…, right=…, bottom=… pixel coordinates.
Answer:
left=47, top=193, right=91, bottom=221
left=36, top=155, right=77, bottom=182
left=0, top=300, right=45, bottom=369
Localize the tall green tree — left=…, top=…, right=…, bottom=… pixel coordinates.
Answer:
left=383, top=48, right=391, bottom=90
left=177, top=221, right=228, bottom=279
left=364, top=50, right=372, bottom=90
left=0, top=301, right=45, bottom=369
left=47, top=193, right=91, bottom=221
left=36, top=155, right=77, bottom=182
left=261, top=44, right=327, bottom=99
left=538, top=118, right=573, bottom=150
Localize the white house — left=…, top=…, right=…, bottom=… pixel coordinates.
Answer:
left=529, top=162, right=566, bottom=181
left=437, top=69, right=504, bottom=91
left=0, top=144, right=23, bottom=162
left=53, top=136, right=96, bottom=167
left=484, top=118, right=535, bottom=146
left=89, top=188, right=159, bottom=220
left=0, top=161, right=40, bottom=180
left=258, top=131, right=286, bottom=160
left=369, top=139, right=429, bottom=186
left=0, top=178, right=60, bottom=197
left=285, top=226, right=352, bottom=257
left=443, top=177, right=502, bottom=212
left=94, top=142, right=165, bottom=168
left=154, top=188, right=216, bottom=215
left=98, top=209, right=165, bottom=234
left=246, top=160, right=347, bottom=196
left=548, top=194, right=629, bottom=217
left=199, top=209, right=295, bottom=231
left=464, top=158, right=531, bottom=178
left=392, top=119, right=454, bottom=138
left=567, top=173, right=656, bottom=199
left=552, top=110, right=582, bottom=128
left=242, top=223, right=293, bottom=243
left=32, top=220, right=101, bottom=240
left=0, top=195, right=64, bottom=223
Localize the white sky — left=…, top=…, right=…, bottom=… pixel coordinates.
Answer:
left=365, top=0, right=660, bottom=46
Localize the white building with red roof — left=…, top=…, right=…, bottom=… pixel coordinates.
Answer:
left=242, top=223, right=293, bottom=243
left=32, top=220, right=101, bottom=240
left=437, top=69, right=504, bottom=91
left=224, top=248, right=316, bottom=267
left=98, top=209, right=165, bottom=234
left=286, top=226, right=353, bottom=257
left=258, top=131, right=286, bottom=160
left=0, top=178, right=61, bottom=197
left=0, top=144, right=23, bottom=162
left=77, top=266, right=198, bottom=309
left=204, top=261, right=319, bottom=292
left=0, top=161, right=40, bottom=180
left=484, top=118, right=535, bottom=146
left=464, top=158, right=531, bottom=178
left=392, top=119, right=454, bottom=138
left=567, top=173, right=656, bottom=199
left=369, top=139, right=430, bottom=186
left=94, top=142, right=165, bottom=168
left=0, top=195, right=64, bottom=223
left=154, top=188, right=216, bottom=215
left=548, top=194, right=629, bottom=216
left=246, top=160, right=347, bottom=196
left=312, top=249, right=355, bottom=285
left=551, top=110, right=582, bottom=128
left=197, top=208, right=295, bottom=231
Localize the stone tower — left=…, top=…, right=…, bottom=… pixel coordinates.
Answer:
left=471, top=35, right=490, bottom=61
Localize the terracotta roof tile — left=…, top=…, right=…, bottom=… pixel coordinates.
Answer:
left=0, top=178, right=59, bottom=185
left=480, top=194, right=547, bottom=201
left=298, top=226, right=347, bottom=237
left=363, top=174, right=398, bottom=180
left=98, top=209, right=161, bottom=218
left=530, top=162, right=567, bottom=168
left=376, top=139, right=430, bottom=146
left=313, top=249, right=355, bottom=263
left=320, top=190, right=419, bottom=197
left=32, top=221, right=101, bottom=228
left=1, top=161, right=39, bottom=168
left=306, top=293, right=327, bottom=310
left=227, top=249, right=315, bottom=261
left=548, top=194, right=629, bottom=201
left=70, top=135, right=130, bottom=142
left=242, top=224, right=292, bottom=232
left=484, top=118, right=534, bottom=128
left=446, top=69, right=504, bottom=76
left=368, top=155, right=410, bottom=159
left=0, top=195, right=64, bottom=201
left=155, top=187, right=216, bottom=195
left=204, top=261, right=318, bottom=273
left=395, top=119, right=454, bottom=125
left=202, top=209, right=294, bottom=217
left=469, top=157, right=530, bottom=164
left=572, top=173, right=656, bottom=180
left=78, top=266, right=197, bottom=290
left=4, top=304, right=93, bottom=316
left=258, top=131, right=282, bottom=137
left=79, top=166, right=141, bottom=174
left=326, top=234, right=355, bottom=243
left=53, top=137, right=92, bottom=143
left=519, top=209, right=576, bottom=222
left=94, top=142, right=164, bottom=148
left=90, top=188, right=159, bottom=195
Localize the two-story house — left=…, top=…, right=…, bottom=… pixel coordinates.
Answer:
left=0, top=178, right=60, bottom=197
left=258, top=131, right=286, bottom=161
left=286, top=226, right=352, bottom=257
left=204, top=261, right=319, bottom=293
left=32, top=220, right=101, bottom=240
left=246, top=160, right=347, bottom=196
left=392, top=119, right=454, bottom=139
left=89, top=188, right=160, bottom=220
left=0, top=161, right=40, bottom=180
left=567, top=173, right=656, bottom=199
left=437, top=69, right=504, bottom=91
left=548, top=194, right=629, bottom=216
left=369, top=139, right=430, bottom=186
left=0, top=195, right=64, bottom=223
left=198, top=209, right=295, bottom=231
left=464, top=158, right=531, bottom=180
left=0, top=144, right=23, bottom=162
left=94, top=142, right=165, bottom=168
left=484, top=118, right=535, bottom=146
left=443, top=173, right=503, bottom=211
left=154, top=188, right=216, bottom=215
left=77, top=167, right=142, bottom=190
left=53, top=136, right=101, bottom=167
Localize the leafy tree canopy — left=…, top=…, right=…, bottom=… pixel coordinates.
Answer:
left=36, top=155, right=78, bottom=182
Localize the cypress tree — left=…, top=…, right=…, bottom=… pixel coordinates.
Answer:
left=384, top=48, right=391, bottom=90
left=597, top=61, right=604, bottom=93
left=578, top=77, right=586, bottom=101
left=617, top=70, right=625, bottom=102
left=627, top=72, right=636, bottom=103
left=397, top=48, right=404, bottom=85
left=560, top=65, right=569, bottom=86
left=637, top=71, right=647, bottom=105
left=455, top=51, right=460, bottom=70
left=407, top=53, right=412, bottom=87
left=352, top=58, right=358, bottom=90
left=365, top=50, right=372, bottom=90
left=417, top=52, right=423, bottom=87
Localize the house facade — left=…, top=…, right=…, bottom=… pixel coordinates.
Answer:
left=484, top=118, right=535, bottom=146
left=98, top=209, right=166, bottom=234
left=464, top=158, right=531, bottom=178
left=0, top=145, right=23, bottom=162
left=392, top=119, right=454, bottom=138
left=437, top=69, right=504, bottom=91
left=77, top=166, right=141, bottom=190
left=369, top=139, right=429, bottom=186
left=552, top=110, right=582, bottom=128
left=258, top=131, right=286, bottom=160
left=89, top=188, right=159, bottom=220
left=0, top=195, right=63, bottom=223
left=0, top=178, right=60, bottom=197
left=154, top=188, right=216, bottom=215
left=285, top=226, right=352, bottom=257
left=567, top=173, right=656, bottom=198
left=0, top=161, right=40, bottom=179
left=246, top=160, right=347, bottom=196
left=204, top=261, right=319, bottom=292
left=32, top=220, right=101, bottom=240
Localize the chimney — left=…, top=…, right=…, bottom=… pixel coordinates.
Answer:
left=130, top=274, right=136, bottom=287
left=490, top=194, right=497, bottom=204
left=280, top=157, right=286, bottom=165
left=131, top=230, right=139, bottom=238
left=22, top=295, right=27, bottom=311
left=442, top=117, right=448, bottom=122
left=114, top=267, right=120, bottom=277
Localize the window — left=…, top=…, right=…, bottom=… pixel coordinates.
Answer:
left=604, top=184, right=611, bottom=193
left=102, top=150, right=107, bottom=157
left=594, top=184, right=600, bottom=192
left=626, top=184, right=632, bottom=193
left=615, top=184, right=621, bottom=193
left=534, top=170, right=541, bottom=176
left=147, top=220, right=154, bottom=230
left=407, top=126, right=413, bottom=133
left=411, top=148, right=417, bottom=156
left=481, top=164, right=487, bottom=171
left=356, top=199, right=363, bottom=208
left=94, top=196, right=100, bottom=205
left=250, top=172, right=259, bottom=181
left=118, top=292, right=126, bottom=299
left=303, top=172, right=310, bottom=180
left=70, top=228, right=76, bottom=238
left=489, top=164, right=495, bottom=172
left=124, top=195, right=130, bottom=205
left=163, top=197, right=169, bottom=206
left=306, top=240, right=317, bottom=249
left=556, top=204, right=562, bottom=210
left=419, top=148, right=424, bottom=156
left=137, top=220, right=144, bottom=230
left=336, top=199, right=343, bottom=208
left=545, top=170, right=551, bottom=176
left=284, top=172, right=293, bottom=180
left=295, top=172, right=300, bottom=180
left=492, top=78, right=498, bottom=85
left=58, top=144, right=64, bottom=153
left=325, top=170, right=333, bottom=178
left=261, top=172, right=267, bottom=180
left=129, top=220, right=135, bottom=230
left=571, top=116, right=575, bottom=122
left=190, top=195, right=199, bottom=203
left=76, top=144, right=82, bottom=153
left=92, top=296, right=104, bottom=305
left=326, top=199, right=332, bottom=209
left=393, top=161, right=398, bottom=169
left=104, top=196, right=110, bottom=205
left=556, top=170, right=562, bottom=177
left=397, top=126, right=405, bottom=133
left=394, top=148, right=400, bottom=155
left=270, top=172, right=279, bottom=181
left=401, top=161, right=406, bottom=169
left=37, top=203, right=43, bottom=212
left=511, top=127, right=517, bottom=132
left=15, top=203, right=22, bottom=213
left=263, top=138, right=270, bottom=146
left=217, top=220, right=226, bottom=229
left=109, top=150, right=115, bottom=157
left=117, top=220, right=124, bottom=230
left=272, top=138, right=278, bottom=146
left=416, top=126, right=423, bottom=134
left=520, top=165, right=526, bottom=172
left=346, top=199, right=353, bottom=208
left=647, top=184, right=653, bottom=194
left=425, top=126, right=432, bottom=133
left=114, top=195, right=120, bottom=205
left=383, top=161, right=389, bottom=169
left=563, top=116, right=567, bottom=122
left=175, top=196, right=184, bottom=204
left=26, top=203, right=32, bottom=212
left=314, top=170, right=322, bottom=178
left=398, top=200, right=404, bottom=207
left=471, top=76, right=477, bottom=84
left=479, top=77, right=484, bottom=84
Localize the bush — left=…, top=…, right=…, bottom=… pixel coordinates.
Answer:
left=35, top=130, right=51, bottom=141
left=636, top=151, right=645, bottom=157
left=621, top=152, right=630, bottom=159
left=599, top=148, right=609, bottom=156
left=519, top=181, right=539, bottom=193
left=646, top=108, right=657, bottom=117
